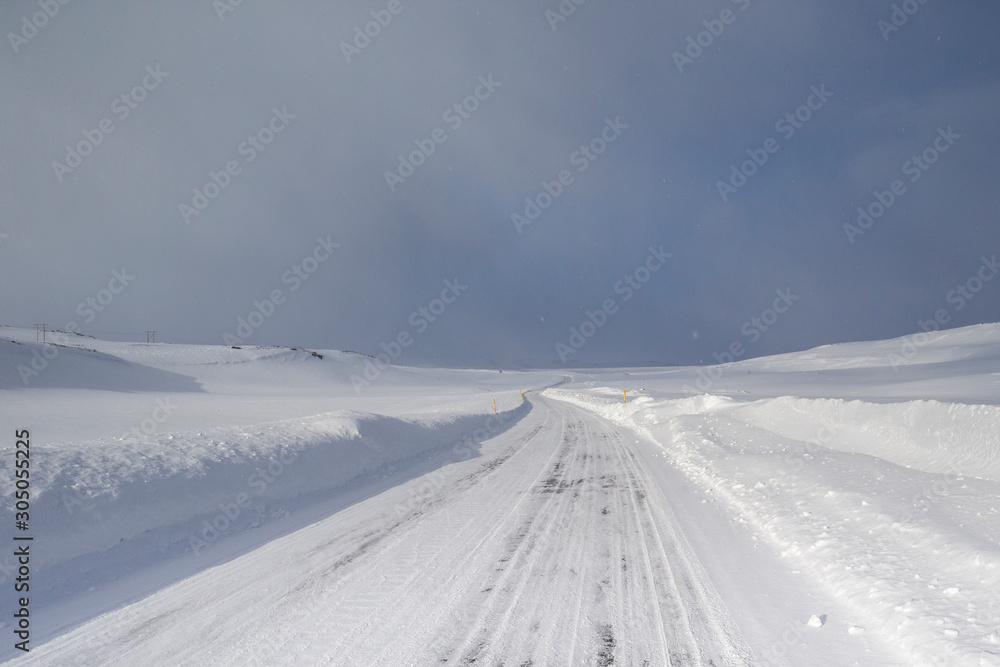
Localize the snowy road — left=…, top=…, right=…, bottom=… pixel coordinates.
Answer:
left=22, top=394, right=755, bottom=666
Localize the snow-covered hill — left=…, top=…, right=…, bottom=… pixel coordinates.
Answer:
left=0, top=326, right=551, bottom=655
left=1, top=323, right=999, bottom=665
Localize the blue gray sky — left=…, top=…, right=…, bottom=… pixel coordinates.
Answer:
left=2, top=0, right=999, bottom=366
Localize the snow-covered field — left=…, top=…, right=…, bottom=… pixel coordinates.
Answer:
left=1, top=323, right=999, bottom=665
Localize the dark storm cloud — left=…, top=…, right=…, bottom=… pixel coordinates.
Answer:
left=2, top=0, right=998, bottom=367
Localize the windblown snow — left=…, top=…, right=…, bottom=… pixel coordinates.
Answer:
left=1, top=323, right=999, bottom=665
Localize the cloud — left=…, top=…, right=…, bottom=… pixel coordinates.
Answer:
left=1, top=0, right=998, bottom=366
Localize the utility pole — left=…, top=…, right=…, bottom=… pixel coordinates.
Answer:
left=34, top=323, right=47, bottom=342
left=146, top=331, right=156, bottom=343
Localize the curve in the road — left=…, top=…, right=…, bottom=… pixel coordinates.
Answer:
left=19, top=394, right=756, bottom=666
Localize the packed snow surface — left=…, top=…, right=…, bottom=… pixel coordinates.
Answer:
left=1, top=323, right=999, bottom=665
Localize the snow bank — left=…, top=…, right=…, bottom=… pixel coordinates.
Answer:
left=730, top=396, right=1000, bottom=482
left=549, top=388, right=1000, bottom=666
left=551, top=388, right=1000, bottom=482
left=0, top=404, right=528, bottom=575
